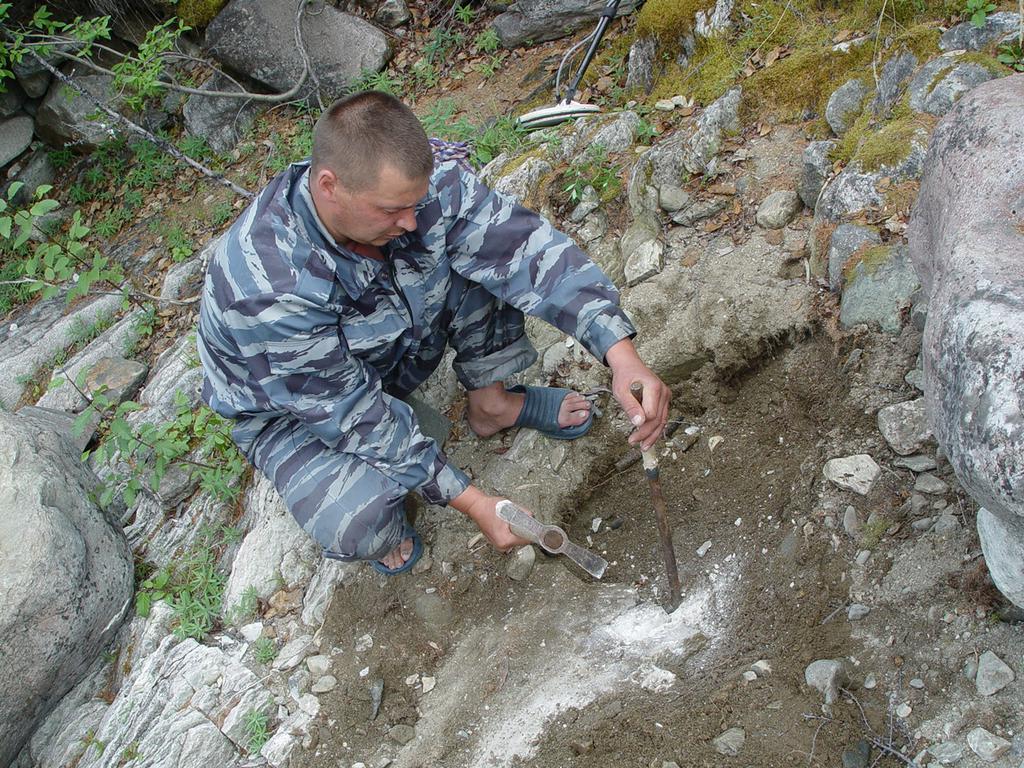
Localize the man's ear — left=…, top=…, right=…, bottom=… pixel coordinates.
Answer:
left=313, top=167, right=340, bottom=202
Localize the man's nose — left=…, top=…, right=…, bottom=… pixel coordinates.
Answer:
left=397, top=208, right=417, bottom=232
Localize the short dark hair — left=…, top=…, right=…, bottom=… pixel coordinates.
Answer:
left=311, top=91, right=433, bottom=191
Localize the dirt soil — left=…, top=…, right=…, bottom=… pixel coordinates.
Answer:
left=299, top=332, right=1015, bottom=768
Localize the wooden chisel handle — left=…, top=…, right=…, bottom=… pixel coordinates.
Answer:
left=629, top=382, right=659, bottom=471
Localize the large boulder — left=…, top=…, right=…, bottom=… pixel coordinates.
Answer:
left=907, top=74, right=1024, bottom=606
left=0, top=410, right=133, bottom=766
left=492, top=0, right=638, bottom=48
left=182, top=73, right=264, bottom=154
left=34, top=67, right=119, bottom=151
left=205, top=0, right=391, bottom=101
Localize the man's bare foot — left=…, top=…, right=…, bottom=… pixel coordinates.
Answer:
left=466, top=383, right=591, bottom=438
left=378, top=536, right=415, bottom=570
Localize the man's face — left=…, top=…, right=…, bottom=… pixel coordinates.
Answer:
left=313, top=163, right=429, bottom=248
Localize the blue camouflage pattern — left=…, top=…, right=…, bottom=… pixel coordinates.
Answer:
left=197, top=157, right=635, bottom=559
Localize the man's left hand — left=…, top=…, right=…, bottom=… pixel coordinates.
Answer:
left=605, top=338, right=670, bottom=451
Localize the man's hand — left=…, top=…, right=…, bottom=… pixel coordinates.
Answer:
left=605, top=338, right=670, bottom=451
left=450, top=486, right=533, bottom=552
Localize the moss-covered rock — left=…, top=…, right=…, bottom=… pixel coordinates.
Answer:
left=166, top=0, right=228, bottom=28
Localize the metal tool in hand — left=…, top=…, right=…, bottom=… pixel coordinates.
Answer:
left=496, top=500, right=608, bottom=579
left=630, top=382, right=683, bottom=613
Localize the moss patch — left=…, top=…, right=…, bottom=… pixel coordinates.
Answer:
left=166, top=0, right=227, bottom=28
left=651, top=34, right=740, bottom=105
left=636, top=0, right=715, bottom=43
left=832, top=103, right=935, bottom=172
left=843, top=243, right=893, bottom=283
left=741, top=43, right=873, bottom=123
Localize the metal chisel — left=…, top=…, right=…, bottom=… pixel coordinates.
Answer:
left=496, top=500, right=607, bottom=579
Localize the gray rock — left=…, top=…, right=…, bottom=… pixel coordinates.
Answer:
left=0, top=412, right=133, bottom=766
left=588, top=111, right=640, bottom=153
left=878, top=399, right=933, bottom=456
left=755, top=190, right=802, bottom=229
left=488, top=156, right=553, bottom=206
left=273, top=634, right=317, bottom=672
left=712, top=727, right=745, bottom=756
left=839, top=244, right=920, bottom=333
left=576, top=209, right=608, bottom=244
left=671, top=197, right=727, bottom=226
left=894, top=454, right=938, bottom=472
left=0, top=83, right=25, bottom=118
left=35, top=68, right=118, bottom=150
left=843, top=506, right=860, bottom=536
left=0, top=114, right=33, bottom=168
left=872, top=52, right=918, bottom=116
left=182, top=73, right=263, bottom=155
left=138, top=333, right=204, bottom=409
left=932, top=513, right=961, bottom=534
left=695, top=0, right=734, bottom=37
left=223, top=474, right=320, bottom=615
left=507, top=545, right=536, bottom=581
left=907, top=76, right=1024, bottom=607
left=799, top=139, right=835, bottom=209
left=374, top=0, right=411, bottom=27
left=912, top=516, right=937, bottom=531
left=827, top=223, right=880, bottom=291
left=684, top=87, right=741, bottom=175
left=966, top=727, right=1011, bottom=762
left=825, top=79, right=869, bottom=136
left=206, top=0, right=391, bottom=100
left=626, top=35, right=657, bottom=92
left=8, top=149, right=55, bottom=206
left=625, top=239, right=665, bottom=286
left=908, top=56, right=995, bottom=117
left=824, top=454, right=880, bottom=496
left=619, top=212, right=660, bottom=264
left=311, top=674, right=338, bottom=693
left=815, top=168, right=885, bottom=223
left=975, top=650, right=1015, bottom=696
left=848, top=604, right=870, bottom=621
left=37, top=309, right=147, bottom=413
left=842, top=739, right=871, bottom=768
left=914, top=473, right=949, bottom=496
left=389, top=724, right=416, bottom=745
left=977, top=507, right=1024, bottom=608
left=414, top=592, right=455, bottom=629
left=940, top=12, right=1021, bottom=51
left=569, top=185, right=600, bottom=222
left=928, top=741, right=964, bottom=765
left=491, top=0, right=638, bottom=47
left=905, top=368, right=925, bottom=391
left=805, top=659, right=848, bottom=704
left=658, top=184, right=690, bottom=212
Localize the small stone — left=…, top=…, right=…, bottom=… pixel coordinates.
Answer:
left=591, top=517, right=602, bottom=533
left=863, top=673, right=877, bottom=689
left=414, top=593, right=455, bottom=628
left=823, top=455, right=880, bottom=495
left=311, top=675, right=337, bottom=693
left=755, top=190, right=802, bottom=229
left=928, top=742, right=964, bottom=765
left=654, top=99, right=675, bottom=111
left=273, top=634, right=316, bottom=671
left=658, top=185, right=690, bottom=212
left=894, top=454, right=937, bottom=472
left=712, top=727, right=745, bottom=756
left=931, top=514, right=960, bottom=534
left=751, top=660, right=772, bottom=676
left=306, top=654, right=330, bottom=677
left=240, top=622, right=263, bottom=643
left=975, top=650, right=1015, bottom=696
left=909, top=678, right=925, bottom=689
left=421, top=676, right=436, bottom=694
left=848, top=604, right=870, bottom=621
left=904, top=369, right=925, bottom=391
left=966, top=727, right=1011, bottom=762
left=696, top=540, right=713, bottom=558
left=915, top=473, right=949, bottom=495
left=805, top=659, right=848, bottom=704
left=507, top=545, right=536, bottom=581
left=855, top=549, right=871, bottom=565
left=843, top=506, right=860, bottom=536
left=910, top=493, right=930, bottom=514
left=963, top=657, right=979, bottom=680
left=741, top=670, right=757, bottom=682
left=841, top=739, right=871, bottom=768
left=355, top=633, right=374, bottom=653
left=896, top=703, right=912, bottom=718
left=877, top=399, right=933, bottom=456
left=389, top=724, right=416, bottom=745
left=912, top=516, right=936, bottom=532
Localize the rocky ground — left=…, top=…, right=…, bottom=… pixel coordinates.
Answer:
left=4, top=2, right=1024, bottom=768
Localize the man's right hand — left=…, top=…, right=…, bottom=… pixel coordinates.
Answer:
left=450, top=486, right=533, bottom=553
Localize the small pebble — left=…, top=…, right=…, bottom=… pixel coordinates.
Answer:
left=909, top=678, right=925, bottom=689
left=896, top=703, right=912, bottom=718
left=741, top=670, right=757, bottom=682
left=848, top=604, right=870, bottom=621
left=696, top=540, right=712, bottom=557
left=591, top=517, right=602, bottom=533
left=421, top=676, right=436, bottom=694
left=855, top=550, right=871, bottom=565
left=863, top=673, right=877, bottom=689
left=654, top=99, right=676, bottom=111
left=311, top=674, right=337, bottom=693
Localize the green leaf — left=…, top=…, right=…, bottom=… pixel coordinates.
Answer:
left=136, top=591, right=152, bottom=618
left=33, top=184, right=53, bottom=200
left=0, top=215, right=10, bottom=239
left=29, top=198, right=60, bottom=217
left=6, top=180, right=23, bottom=201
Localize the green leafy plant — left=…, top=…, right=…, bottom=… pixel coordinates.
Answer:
left=110, top=17, right=190, bottom=110
left=349, top=68, right=403, bottom=95
left=226, top=584, right=259, bottom=624
left=475, top=52, right=507, bottom=79
left=252, top=637, right=277, bottom=665
left=964, top=0, right=996, bottom=27
left=997, top=40, right=1024, bottom=71
left=243, top=708, right=273, bottom=753
left=635, top=118, right=658, bottom=143
left=423, top=26, right=465, bottom=64
left=121, top=742, right=142, bottom=762
left=473, top=28, right=500, bottom=54
left=563, top=146, right=622, bottom=204
left=80, top=730, right=106, bottom=755
left=412, top=60, right=440, bottom=90
left=164, top=225, right=194, bottom=262
left=209, top=202, right=235, bottom=227
left=454, top=3, right=475, bottom=24
left=48, top=146, right=75, bottom=169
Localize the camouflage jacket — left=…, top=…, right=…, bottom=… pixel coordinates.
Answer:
left=197, top=160, right=636, bottom=505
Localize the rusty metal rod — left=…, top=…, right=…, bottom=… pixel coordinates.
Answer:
left=630, top=382, right=682, bottom=613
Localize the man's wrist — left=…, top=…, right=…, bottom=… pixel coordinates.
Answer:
left=604, top=337, right=641, bottom=371
left=450, top=485, right=489, bottom=520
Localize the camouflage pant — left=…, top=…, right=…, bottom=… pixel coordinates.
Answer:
left=234, top=274, right=538, bottom=561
